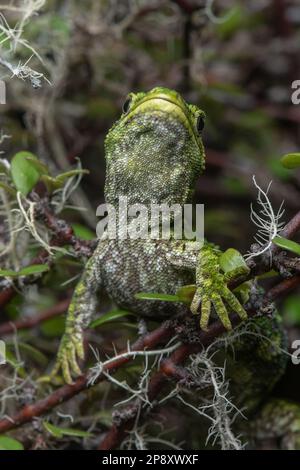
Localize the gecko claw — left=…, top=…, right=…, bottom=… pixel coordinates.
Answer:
left=50, top=330, right=84, bottom=384
left=191, top=246, right=248, bottom=331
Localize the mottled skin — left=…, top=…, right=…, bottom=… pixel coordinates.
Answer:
left=51, top=87, right=248, bottom=381
left=51, top=87, right=300, bottom=448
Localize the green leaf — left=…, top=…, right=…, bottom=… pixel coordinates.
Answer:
left=41, top=315, right=66, bottom=337
left=0, top=269, right=19, bottom=277
left=43, top=422, right=62, bottom=438
left=41, top=169, right=89, bottom=191
left=280, top=153, right=300, bottom=169
left=18, top=343, right=48, bottom=366
left=135, top=292, right=180, bottom=302
left=0, top=436, right=24, bottom=450
left=11, top=151, right=42, bottom=195
left=55, top=169, right=89, bottom=184
left=72, top=223, right=95, bottom=240
left=18, top=264, right=50, bottom=276
left=25, top=155, right=49, bottom=175
left=273, top=236, right=300, bottom=256
left=0, top=264, right=49, bottom=278
left=233, top=281, right=251, bottom=304
left=4, top=349, right=26, bottom=378
left=43, top=422, right=92, bottom=439
left=89, top=309, right=132, bottom=328
left=219, top=248, right=249, bottom=273
left=0, top=182, right=16, bottom=195
left=283, top=295, right=300, bottom=326
left=256, top=269, right=278, bottom=280
left=176, top=284, right=196, bottom=304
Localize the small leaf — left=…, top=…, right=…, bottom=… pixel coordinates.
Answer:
left=11, top=151, right=41, bottom=195
left=280, top=153, right=300, bottom=169
left=18, top=264, right=50, bottom=276
left=0, top=264, right=49, bottom=278
left=135, top=292, right=180, bottom=302
left=43, top=422, right=92, bottom=439
left=273, top=236, right=300, bottom=256
left=0, top=182, right=16, bottom=195
left=219, top=248, right=249, bottom=273
left=41, top=315, right=66, bottom=337
left=0, top=436, right=24, bottom=450
left=0, top=269, right=19, bottom=277
left=283, top=295, right=300, bottom=326
left=40, top=175, right=60, bottom=191
left=233, top=281, right=251, bottom=304
left=55, top=169, right=89, bottom=183
left=57, top=428, right=92, bottom=438
left=41, top=169, right=89, bottom=192
left=256, top=270, right=278, bottom=280
left=72, top=223, right=95, bottom=240
left=43, top=422, right=62, bottom=438
left=4, top=349, right=26, bottom=378
left=176, top=284, right=196, bottom=304
left=25, top=155, right=49, bottom=175
left=18, top=343, right=48, bottom=366
left=90, top=309, right=132, bottom=328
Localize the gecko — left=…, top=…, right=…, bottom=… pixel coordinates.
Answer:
left=50, top=87, right=300, bottom=448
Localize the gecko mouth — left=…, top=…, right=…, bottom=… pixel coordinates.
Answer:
left=126, top=94, right=200, bottom=145
left=133, top=94, right=189, bottom=120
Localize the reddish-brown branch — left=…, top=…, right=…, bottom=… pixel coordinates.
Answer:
left=0, top=320, right=173, bottom=434
left=99, top=343, right=195, bottom=450
left=265, top=275, right=300, bottom=303
left=0, top=199, right=97, bottom=310
left=98, top=309, right=258, bottom=450
left=35, top=201, right=96, bottom=257
left=0, top=299, right=70, bottom=336
left=98, top=274, right=300, bottom=450
left=1, top=269, right=299, bottom=442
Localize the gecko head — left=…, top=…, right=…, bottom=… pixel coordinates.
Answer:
left=104, top=87, right=206, bottom=207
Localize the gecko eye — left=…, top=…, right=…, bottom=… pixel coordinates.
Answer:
left=122, top=96, right=132, bottom=114
left=196, top=116, right=205, bottom=133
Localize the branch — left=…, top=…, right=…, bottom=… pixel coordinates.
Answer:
left=0, top=197, right=97, bottom=309
left=97, top=276, right=300, bottom=450
left=0, top=320, right=174, bottom=433
left=1, top=268, right=299, bottom=441
left=0, top=298, right=69, bottom=336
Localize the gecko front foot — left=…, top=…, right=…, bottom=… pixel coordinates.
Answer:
left=50, top=327, right=84, bottom=384
left=191, top=246, right=249, bottom=331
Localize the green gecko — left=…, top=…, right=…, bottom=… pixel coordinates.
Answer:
left=51, top=87, right=249, bottom=383
left=50, top=87, right=300, bottom=448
